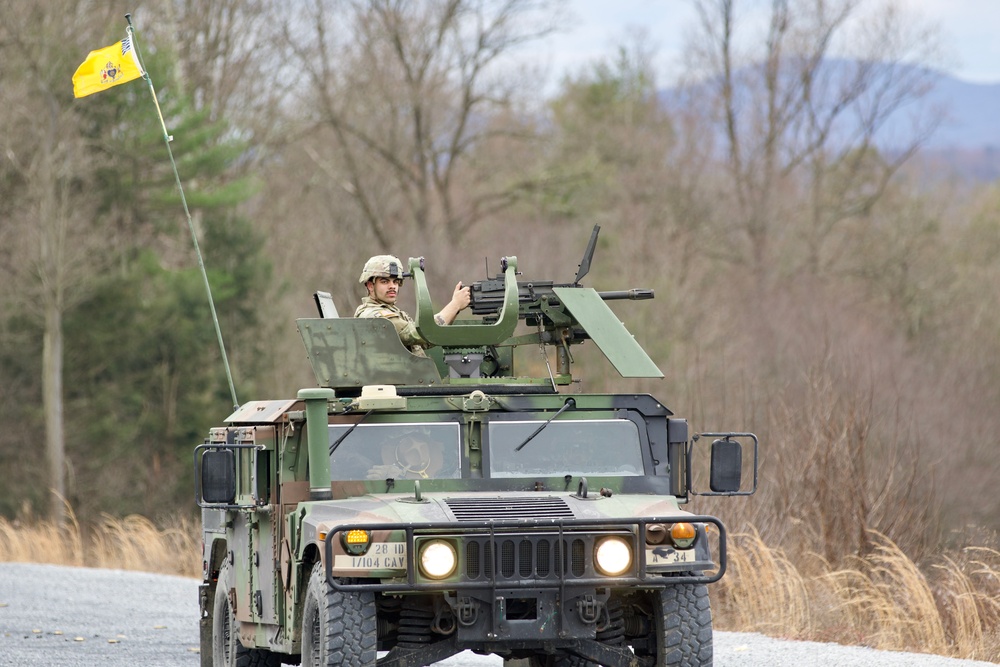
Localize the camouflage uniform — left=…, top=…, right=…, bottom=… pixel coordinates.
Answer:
left=356, top=254, right=428, bottom=356
left=354, top=297, right=427, bottom=356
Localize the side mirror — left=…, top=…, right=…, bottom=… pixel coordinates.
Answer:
left=689, top=432, right=758, bottom=497
left=201, top=449, right=236, bottom=505
left=710, top=438, right=742, bottom=493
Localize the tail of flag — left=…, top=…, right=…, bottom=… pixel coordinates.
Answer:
left=72, top=35, right=144, bottom=98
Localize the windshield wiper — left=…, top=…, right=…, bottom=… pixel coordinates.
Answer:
left=328, top=409, right=374, bottom=456
left=514, top=398, right=576, bottom=452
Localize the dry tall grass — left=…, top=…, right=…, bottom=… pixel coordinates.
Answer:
left=0, top=507, right=200, bottom=578
left=713, top=530, right=1000, bottom=663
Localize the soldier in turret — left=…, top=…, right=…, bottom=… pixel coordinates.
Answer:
left=355, top=254, right=470, bottom=355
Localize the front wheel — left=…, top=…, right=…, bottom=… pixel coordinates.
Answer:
left=212, top=560, right=282, bottom=667
left=301, top=561, right=377, bottom=666
left=656, top=584, right=713, bottom=667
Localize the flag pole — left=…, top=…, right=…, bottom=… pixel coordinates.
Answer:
left=124, top=13, right=239, bottom=410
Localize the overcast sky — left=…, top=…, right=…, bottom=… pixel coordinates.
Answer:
left=538, top=0, right=1000, bottom=85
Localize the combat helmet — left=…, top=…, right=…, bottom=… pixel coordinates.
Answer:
left=359, top=255, right=407, bottom=284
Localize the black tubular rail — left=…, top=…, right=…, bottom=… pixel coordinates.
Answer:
left=322, top=515, right=727, bottom=592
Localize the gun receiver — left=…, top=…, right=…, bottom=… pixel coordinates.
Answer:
left=470, top=282, right=654, bottom=320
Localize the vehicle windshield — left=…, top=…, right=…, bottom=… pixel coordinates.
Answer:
left=487, top=419, right=645, bottom=478
left=328, top=423, right=462, bottom=480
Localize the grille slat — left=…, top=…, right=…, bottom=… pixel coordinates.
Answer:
left=518, top=540, right=533, bottom=577
left=461, top=535, right=598, bottom=581
left=571, top=538, right=585, bottom=576
left=537, top=540, right=550, bottom=576
left=501, top=540, right=515, bottom=577
left=445, top=496, right=574, bottom=522
left=466, top=541, right=480, bottom=578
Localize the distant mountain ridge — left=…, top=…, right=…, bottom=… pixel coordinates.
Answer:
left=924, top=75, right=1000, bottom=150
left=918, top=73, right=1000, bottom=181
left=661, top=60, right=1000, bottom=181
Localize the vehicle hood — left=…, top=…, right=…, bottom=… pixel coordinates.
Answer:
left=301, top=490, right=687, bottom=542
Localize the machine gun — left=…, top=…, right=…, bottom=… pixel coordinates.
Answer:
left=468, top=225, right=654, bottom=326
left=407, top=224, right=663, bottom=381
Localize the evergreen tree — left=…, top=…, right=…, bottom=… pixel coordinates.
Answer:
left=0, top=17, right=268, bottom=519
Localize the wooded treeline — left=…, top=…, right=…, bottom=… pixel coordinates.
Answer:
left=1, top=0, right=998, bottom=567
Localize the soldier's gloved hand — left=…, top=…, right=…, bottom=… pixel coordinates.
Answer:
left=367, top=464, right=403, bottom=480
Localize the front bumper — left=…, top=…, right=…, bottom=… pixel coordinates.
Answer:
left=322, top=514, right=726, bottom=594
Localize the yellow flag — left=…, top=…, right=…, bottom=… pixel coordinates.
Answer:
left=72, top=36, right=143, bottom=98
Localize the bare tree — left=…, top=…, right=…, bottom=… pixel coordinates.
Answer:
left=281, top=0, right=566, bottom=248
left=682, top=0, right=943, bottom=282
left=0, top=1, right=120, bottom=523
left=141, top=0, right=293, bottom=152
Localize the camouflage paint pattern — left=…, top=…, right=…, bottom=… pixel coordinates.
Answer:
left=196, top=230, right=756, bottom=667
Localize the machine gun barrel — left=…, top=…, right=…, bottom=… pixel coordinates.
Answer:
left=597, top=289, right=655, bottom=301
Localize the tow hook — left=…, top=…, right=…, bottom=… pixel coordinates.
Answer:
left=456, top=596, right=479, bottom=626
left=577, top=595, right=601, bottom=624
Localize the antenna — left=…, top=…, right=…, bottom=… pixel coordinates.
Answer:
left=125, top=14, right=238, bottom=409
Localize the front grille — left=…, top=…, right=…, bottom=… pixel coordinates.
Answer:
left=464, top=536, right=589, bottom=580
left=445, top=496, right=575, bottom=522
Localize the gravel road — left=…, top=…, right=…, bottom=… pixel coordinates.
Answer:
left=0, top=562, right=995, bottom=666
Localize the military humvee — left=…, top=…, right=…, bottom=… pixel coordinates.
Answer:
left=195, top=226, right=757, bottom=667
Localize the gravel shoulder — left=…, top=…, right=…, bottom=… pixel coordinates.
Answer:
left=0, top=562, right=201, bottom=666
left=0, top=562, right=995, bottom=667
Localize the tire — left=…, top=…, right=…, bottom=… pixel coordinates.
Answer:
left=301, top=560, right=377, bottom=667
left=656, top=584, right=713, bottom=667
left=212, top=560, right=283, bottom=667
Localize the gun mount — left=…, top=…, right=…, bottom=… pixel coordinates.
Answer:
left=414, top=224, right=661, bottom=383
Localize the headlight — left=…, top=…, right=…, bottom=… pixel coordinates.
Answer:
left=418, top=540, right=457, bottom=579
left=594, top=536, right=632, bottom=576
